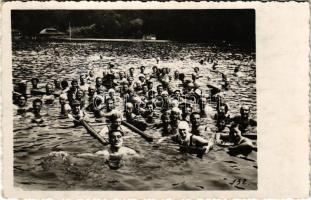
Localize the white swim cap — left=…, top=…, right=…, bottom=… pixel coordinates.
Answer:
left=125, top=102, right=134, bottom=108
left=138, top=74, right=145, bottom=78
left=88, top=85, right=96, bottom=90
left=161, top=91, right=169, bottom=96
left=178, top=121, right=190, bottom=131
left=108, top=88, right=115, bottom=94
left=59, top=93, right=67, bottom=100
left=132, top=96, right=142, bottom=103
left=194, top=88, right=202, bottom=96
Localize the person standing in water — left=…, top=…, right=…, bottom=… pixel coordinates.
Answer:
left=97, top=112, right=124, bottom=138
left=95, top=130, right=140, bottom=169
left=227, top=124, right=257, bottom=158
left=53, top=78, right=62, bottom=97
left=28, top=98, right=44, bottom=124
left=67, top=79, right=80, bottom=105
left=60, top=80, right=70, bottom=94
left=158, top=121, right=214, bottom=158
left=42, top=83, right=55, bottom=104
left=68, top=100, right=87, bottom=126
left=79, top=74, right=89, bottom=92
left=230, top=105, right=257, bottom=137
left=59, top=93, right=71, bottom=117
left=128, top=67, right=135, bottom=78
left=30, top=77, right=46, bottom=96
left=13, top=95, right=29, bottom=115
left=77, top=129, right=140, bottom=170
left=87, top=69, right=95, bottom=84
left=190, top=112, right=210, bottom=137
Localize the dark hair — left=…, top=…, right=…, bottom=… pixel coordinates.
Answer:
left=31, top=78, right=39, bottom=83
left=61, top=80, right=69, bottom=89
left=190, top=112, right=201, bottom=122
left=71, top=79, right=78, bottom=85
left=179, top=73, right=185, bottom=81
left=234, top=66, right=240, bottom=73
left=217, top=103, right=229, bottom=114
left=109, top=130, right=124, bottom=139
left=148, top=90, right=156, bottom=96
left=174, top=89, right=181, bottom=93
left=146, top=101, right=155, bottom=108
left=122, top=82, right=129, bottom=86
left=109, top=63, right=115, bottom=68
left=191, top=73, right=197, bottom=80
left=161, top=111, right=171, bottom=121
left=157, top=84, right=163, bottom=89
left=18, top=95, right=27, bottom=101
left=240, top=105, right=250, bottom=113
left=76, top=89, right=85, bottom=95
left=109, top=112, right=122, bottom=122
left=32, top=98, right=42, bottom=106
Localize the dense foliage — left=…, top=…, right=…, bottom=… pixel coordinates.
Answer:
left=12, top=10, right=255, bottom=46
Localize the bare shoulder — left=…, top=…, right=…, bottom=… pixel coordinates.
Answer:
left=120, top=147, right=139, bottom=157
left=95, top=149, right=110, bottom=157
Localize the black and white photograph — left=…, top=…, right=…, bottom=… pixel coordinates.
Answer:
left=11, top=8, right=257, bottom=191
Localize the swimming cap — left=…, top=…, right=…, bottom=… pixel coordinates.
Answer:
left=59, top=93, right=67, bottom=100
left=171, top=107, right=181, bottom=114
left=109, top=111, right=123, bottom=121
left=132, top=96, right=142, bottom=103
left=88, top=85, right=96, bottom=90
left=125, top=102, right=134, bottom=108
left=194, top=82, right=200, bottom=88
left=187, top=83, right=194, bottom=88
left=161, top=91, right=169, bottom=96
left=241, top=105, right=250, bottom=111
left=108, top=88, right=115, bottom=94
left=194, top=88, right=202, bottom=96
left=178, top=121, right=190, bottom=131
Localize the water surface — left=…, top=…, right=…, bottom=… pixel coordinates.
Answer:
left=13, top=41, right=257, bottom=190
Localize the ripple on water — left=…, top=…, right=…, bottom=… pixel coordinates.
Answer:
left=13, top=41, right=256, bottom=190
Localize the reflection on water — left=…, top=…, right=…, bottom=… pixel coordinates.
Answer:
left=13, top=41, right=256, bottom=190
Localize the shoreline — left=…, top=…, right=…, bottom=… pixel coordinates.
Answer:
left=60, top=37, right=171, bottom=43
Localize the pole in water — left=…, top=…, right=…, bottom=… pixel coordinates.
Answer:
left=121, top=121, right=153, bottom=142
left=80, top=119, right=109, bottom=146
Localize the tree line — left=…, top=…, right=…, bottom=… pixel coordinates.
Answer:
left=11, top=10, right=255, bottom=46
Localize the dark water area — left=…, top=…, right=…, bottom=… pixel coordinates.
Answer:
left=12, top=41, right=256, bottom=190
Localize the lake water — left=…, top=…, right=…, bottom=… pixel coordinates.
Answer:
left=12, top=41, right=257, bottom=190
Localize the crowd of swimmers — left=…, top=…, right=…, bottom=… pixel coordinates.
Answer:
left=13, top=59, right=257, bottom=169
